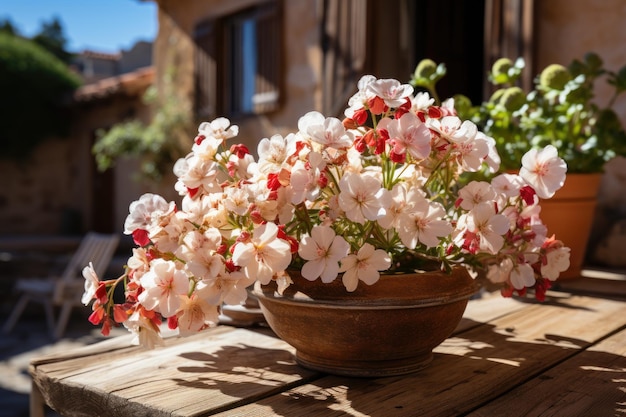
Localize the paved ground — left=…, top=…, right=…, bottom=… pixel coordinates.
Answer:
left=0, top=300, right=127, bottom=417
left=0, top=288, right=263, bottom=417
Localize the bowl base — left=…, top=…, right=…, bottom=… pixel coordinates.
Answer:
left=295, top=350, right=434, bottom=377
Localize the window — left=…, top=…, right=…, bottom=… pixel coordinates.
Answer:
left=194, top=1, right=281, bottom=120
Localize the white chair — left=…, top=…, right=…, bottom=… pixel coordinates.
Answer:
left=2, top=232, right=119, bottom=339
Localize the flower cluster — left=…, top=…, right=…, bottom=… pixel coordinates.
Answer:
left=83, top=75, right=570, bottom=347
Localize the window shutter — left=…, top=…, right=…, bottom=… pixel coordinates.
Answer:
left=194, top=1, right=281, bottom=119
left=253, top=1, right=281, bottom=114
left=194, top=19, right=219, bottom=120
left=321, top=0, right=368, bottom=117
left=484, top=0, right=535, bottom=94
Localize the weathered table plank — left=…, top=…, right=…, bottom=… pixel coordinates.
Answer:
left=30, top=327, right=320, bottom=417
left=29, top=288, right=626, bottom=417
left=467, top=326, right=626, bottom=416
left=210, top=294, right=626, bottom=417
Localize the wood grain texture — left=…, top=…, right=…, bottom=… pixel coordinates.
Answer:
left=31, top=326, right=319, bottom=417
left=30, top=282, right=626, bottom=417
left=467, top=327, right=626, bottom=416
left=211, top=294, right=626, bottom=417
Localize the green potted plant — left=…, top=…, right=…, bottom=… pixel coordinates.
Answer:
left=412, top=53, right=626, bottom=278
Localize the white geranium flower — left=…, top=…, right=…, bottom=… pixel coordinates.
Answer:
left=297, top=111, right=326, bottom=142
left=510, top=263, right=536, bottom=290
left=339, top=243, right=391, bottom=292
left=427, top=116, right=478, bottom=143
left=462, top=203, right=510, bottom=254
left=542, top=246, right=571, bottom=280
left=123, top=193, right=175, bottom=235
left=458, top=181, right=497, bottom=211
left=456, top=133, right=490, bottom=172
left=381, top=112, right=431, bottom=160
left=338, top=173, right=390, bottom=224
left=367, top=78, right=413, bottom=108
left=487, top=258, right=514, bottom=284
left=344, top=75, right=377, bottom=119
left=138, top=259, right=189, bottom=317
left=520, top=145, right=567, bottom=199
left=306, top=116, right=354, bottom=149
left=197, top=117, right=238, bottom=143
left=231, top=222, right=291, bottom=285
left=173, top=155, right=222, bottom=196
left=492, top=173, right=525, bottom=199
left=480, top=132, right=501, bottom=173
left=377, top=183, right=411, bottom=230
left=81, top=262, right=100, bottom=306
left=411, top=91, right=435, bottom=112
left=298, top=225, right=350, bottom=283
left=196, top=269, right=255, bottom=306
left=399, top=198, right=452, bottom=249
left=175, top=295, right=219, bottom=337
left=257, top=133, right=297, bottom=174
left=123, top=310, right=164, bottom=349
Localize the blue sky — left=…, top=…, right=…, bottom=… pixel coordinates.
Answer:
left=1, top=0, right=157, bottom=53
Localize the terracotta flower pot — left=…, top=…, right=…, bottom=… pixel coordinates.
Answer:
left=252, top=267, right=478, bottom=377
left=539, top=173, right=602, bottom=278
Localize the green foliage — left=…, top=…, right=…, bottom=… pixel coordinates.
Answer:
left=31, top=17, right=73, bottom=65
left=0, top=19, right=18, bottom=36
left=409, top=59, right=447, bottom=104
left=415, top=52, right=626, bottom=173
left=92, top=82, right=193, bottom=183
left=0, top=32, right=81, bottom=159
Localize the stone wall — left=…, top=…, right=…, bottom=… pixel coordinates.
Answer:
left=0, top=82, right=154, bottom=236
left=0, top=137, right=85, bottom=235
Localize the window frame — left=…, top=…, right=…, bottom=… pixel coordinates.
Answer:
left=194, top=1, right=282, bottom=120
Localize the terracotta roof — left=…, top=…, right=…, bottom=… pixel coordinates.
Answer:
left=79, top=49, right=122, bottom=60
left=73, top=66, right=155, bottom=103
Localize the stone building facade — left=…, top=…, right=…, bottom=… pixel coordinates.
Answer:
left=2, top=0, right=625, bottom=267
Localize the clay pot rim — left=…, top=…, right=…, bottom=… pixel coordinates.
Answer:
left=252, top=268, right=479, bottom=309
left=252, top=287, right=478, bottom=309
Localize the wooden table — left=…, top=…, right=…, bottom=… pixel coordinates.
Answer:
left=29, top=277, right=626, bottom=417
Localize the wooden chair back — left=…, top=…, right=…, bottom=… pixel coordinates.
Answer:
left=52, top=232, right=120, bottom=305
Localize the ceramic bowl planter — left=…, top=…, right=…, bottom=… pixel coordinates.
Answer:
left=252, top=267, right=478, bottom=377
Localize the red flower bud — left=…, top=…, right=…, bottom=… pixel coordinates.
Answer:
left=95, top=282, right=108, bottom=305
left=428, top=106, right=443, bottom=119
left=230, top=143, right=250, bottom=158
left=267, top=173, right=281, bottom=191
left=343, top=117, right=359, bottom=130
left=187, top=187, right=200, bottom=199
left=113, top=304, right=128, bottom=323
left=368, top=96, right=387, bottom=115
left=132, top=229, right=151, bottom=247
left=353, top=108, right=369, bottom=125
left=389, top=151, right=405, bottom=163
left=88, top=304, right=105, bottom=325
left=519, top=186, right=536, bottom=205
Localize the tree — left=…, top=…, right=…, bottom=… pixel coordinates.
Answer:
left=0, top=32, right=81, bottom=159
left=0, top=19, right=18, bottom=36
left=32, top=17, right=73, bottom=64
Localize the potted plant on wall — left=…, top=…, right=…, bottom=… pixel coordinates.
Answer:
left=82, top=74, right=571, bottom=377
left=413, top=53, right=626, bottom=278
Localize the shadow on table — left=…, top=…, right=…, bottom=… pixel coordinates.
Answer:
left=171, top=293, right=626, bottom=416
